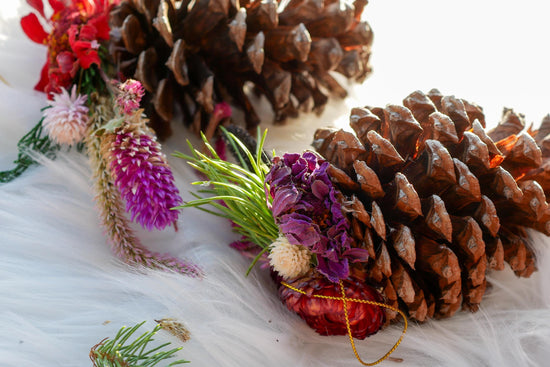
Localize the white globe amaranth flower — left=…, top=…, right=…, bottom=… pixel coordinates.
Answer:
left=43, top=85, right=89, bottom=145
left=268, top=235, right=312, bottom=279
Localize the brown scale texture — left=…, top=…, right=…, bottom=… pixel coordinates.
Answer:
left=313, top=88, right=550, bottom=322
left=109, top=0, right=373, bottom=140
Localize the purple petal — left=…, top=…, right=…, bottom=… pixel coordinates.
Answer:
left=302, top=151, right=320, bottom=171
left=283, top=153, right=301, bottom=167
left=272, top=185, right=300, bottom=217
left=317, top=257, right=349, bottom=283
left=279, top=213, right=320, bottom=247
left=311, top=179, right=329, bottom=199
left=267, top=165, right=292, bottom=189
left=343, top=247, right=369, bottom=262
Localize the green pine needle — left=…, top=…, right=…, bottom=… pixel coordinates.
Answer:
left=90, top=322, right=189, bottom=367
left=0, top=116, right=59, bottom=183
left=173, top=128, right=279, bottom=255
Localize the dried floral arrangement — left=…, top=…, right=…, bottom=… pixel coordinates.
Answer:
left=179, top=89, right=550, bottom=364
left=5, top=1, right=550, bottom=366
left=1, top=0, right=201, bottom=276
left=3, top=0, right=374, bottom=272
left=109, top=0, right=373, bottom=139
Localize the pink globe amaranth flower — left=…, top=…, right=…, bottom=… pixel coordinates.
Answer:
left=115, top=79, right=145, bottom=115
left=42, top=85, right=89, bottom=145
left=109, top=127, right=183, bottom=230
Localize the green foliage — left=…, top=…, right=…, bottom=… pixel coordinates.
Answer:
left=79, top=65, right=108, bottom=97
left=173, top=128, right=279, bottom=273
left=0, top=61, right=109, bottom=184
left=221, top=125, right=272, bottom=170
left=90, top=321, right=188, bottom=367
left=0, top=117, right=59, bottom=183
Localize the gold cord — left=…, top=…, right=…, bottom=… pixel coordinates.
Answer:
left=281, top=280, right=408, bottom=366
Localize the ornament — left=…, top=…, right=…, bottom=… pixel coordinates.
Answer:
left=278, top=272, right=386, bottom=339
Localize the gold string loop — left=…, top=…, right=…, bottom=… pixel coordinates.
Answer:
left=281, top=280, right=408, bottom=366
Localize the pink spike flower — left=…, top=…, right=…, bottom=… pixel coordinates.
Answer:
left=42, top=85, right=89, bottom=145
left=109, top=127, right=183, bottom=230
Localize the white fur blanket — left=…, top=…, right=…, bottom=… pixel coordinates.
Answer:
left=1, top=1, right=550, bottom=366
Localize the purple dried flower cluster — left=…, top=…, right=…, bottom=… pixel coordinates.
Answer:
left=109, top=129, right=182, bottom=230
left=266, top=152, right=368, bottom=282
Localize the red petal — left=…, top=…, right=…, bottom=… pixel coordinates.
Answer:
left=21, top=13, right=49, bottom=44
left=47, top=0, right=65, bottom=13
left=72, top=39, right=101, bottom=69
left=88, top=15, right=110, bottom=40
left=79, top=24, right=97, bottom=40
left=34, top=62, right=50, bottom=94
left=79, top=50, right=100, bottom=69
left=26, top=0, right=45, bottom=18
left=56, top=51, right=76, bottom=74
left=68, top=24, right=78, bottom=45
left=71, top=39, right=92, bottom=53
left=47, top=70, right=71, bottom=96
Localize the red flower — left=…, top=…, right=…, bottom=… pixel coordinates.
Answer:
left=278, top=272, right=386, bottom=339
left=20, top=0, right=114, bottom=97
left=68, top=24, right=101, bottom=69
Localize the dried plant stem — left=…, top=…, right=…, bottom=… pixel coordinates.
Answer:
left=86, top=95, right=201, bottom=276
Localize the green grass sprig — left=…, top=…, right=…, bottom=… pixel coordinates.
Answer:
left=90, top=321, right=188, bottom=367
left=173, top=128, right=279, bottom=273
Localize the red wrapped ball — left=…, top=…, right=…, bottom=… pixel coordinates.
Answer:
left=278, top=272, right=386, bottom=339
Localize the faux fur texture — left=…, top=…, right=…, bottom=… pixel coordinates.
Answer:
left=1, top=1, right=550, bottom=366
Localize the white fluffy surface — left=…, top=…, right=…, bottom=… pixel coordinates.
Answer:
left=2, top=1, right=550, bottom=366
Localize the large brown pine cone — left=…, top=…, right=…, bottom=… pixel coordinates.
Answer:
left=312, top=89, right=550, bottom=322
left=109, top=0, right=373, bottom=140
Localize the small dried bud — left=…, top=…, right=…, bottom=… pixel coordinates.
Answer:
left=43, top=86, right=88, bottom=145
left=116, top=79, right=145, bottom=114
left=156, top=318, right=191, bottom=343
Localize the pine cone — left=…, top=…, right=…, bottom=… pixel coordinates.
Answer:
left=490, top=109, right=550, bottom=199
left=109, top=0, right=373, bottom=140
left=312, top=89, right=550, bottom=322
left=278, top=271, right=386, bottom=339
